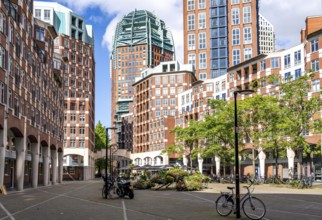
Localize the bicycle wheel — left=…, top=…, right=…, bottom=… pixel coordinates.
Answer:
left=298, top=180, right=304, bottom=189
left=242, top=197, right=266, bottom=220
left=102, top=185, right=106, bottom=199
left=215, top=194, right=234, bottom=216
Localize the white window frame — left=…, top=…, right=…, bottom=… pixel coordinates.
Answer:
left=198, top=13, right=206, bottom=29
left=233, top=49, right=240, bottom=65
left=188, top=14, right=195, bottom=30
left=188, top=0, right=195, bottom=11
left=244, top=48, right=252, bottom=60
left=244, top=27, right=252, bottom=44
left=199, top=32, right=206, bottom=49
left=199, top=53, right=207, bottom=69
left=232, top=8, right=239, bottom=25
left=243, top=6, right=251, bottom=23
left=198, top=0, right=206, bottom=9
left=232, top=28, right=240, bottom=45
left=188, top=34, right=195, bottom=50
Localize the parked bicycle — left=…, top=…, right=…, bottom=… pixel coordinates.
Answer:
left=215, top=179, right=266, bottom=220
left=102, top=175, right=115, bottom=199
left=298, top=176, right=314, bottom=189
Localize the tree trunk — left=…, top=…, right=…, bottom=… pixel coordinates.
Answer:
left=223, top=160, right=226, bottom=176
left=189, top=154, right=193, bottom=174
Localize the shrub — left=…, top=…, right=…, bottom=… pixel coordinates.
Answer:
left=134, top=179, right=152, bottom=189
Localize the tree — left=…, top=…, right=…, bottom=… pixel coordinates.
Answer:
left=240, top=94, right=290, bottom=177
left=163, top=120, right=202, bottom=173
left=201, top=99, right=236, bottom=176
left=95, top=121, right=106, bottom=151
left=279, top=74, right=322, bottom=177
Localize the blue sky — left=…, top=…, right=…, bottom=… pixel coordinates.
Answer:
left=39, top=0, right=322, bottom=128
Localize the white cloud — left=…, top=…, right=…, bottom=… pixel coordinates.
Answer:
left=57, top=0, right=184, bottom=62
left=260, top=0, right=322, bottom=50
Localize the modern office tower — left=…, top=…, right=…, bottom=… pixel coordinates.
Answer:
left=183, top=0, right=275, bottom=79
left=258, top=14, right=275, bottom=53
left=34, top=2, right=95, bottom=180
left=110, top=10, right=175, bottom=146
left=131, top=61, right=197, bottom=166
left=0, top=1, right=64, bottom=191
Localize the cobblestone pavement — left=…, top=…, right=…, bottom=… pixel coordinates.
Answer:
left=0, top=180, right=321, bottom=220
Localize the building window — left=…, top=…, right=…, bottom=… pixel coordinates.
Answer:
left=0, top=82, right=4, bottom=103
left=79, top=114, right=85, bottom=123
left=155, top=99, right=161, bottom=107
left=284, top=72, right=291, bottom=82
left=199, top=32, right=206, bottom=49
left=44, top=9, right=50, bottom=20
left=79, top=140, right=85, bottom=148
left=35, top=9, right=41, bottom=19
left=200, top=73, right=207, bottom=79
left=188, top=0, right=195, bottom=10
left=162, top=76, right=168, bottom=84
left=233, top=49, right=240, bottom=65
left=243, top=6, right=251, bottom=23
left=70, top=114, right=76, bottom=123
left=244, top=27, right=252, bottom=44
left=232, top=29, right=240, bottom=45
left=170, top=98, right=176, bottom=106
left=36, top=26, right=45, bottom=41
left=294, top=50, right=301, bottom=65
left=155, top=76, right=160, bottom=85
left=162, top=88, right=168, bottom=95
left=70, top=140, right=76, bottom=148
left=312, top=79, right=320, bottom=92
left=163, top=110, right=168, bottom=116
left=79, top=127, right=85, bottom=136
left=170, top=87, right=175, bottom=95
left=199, top=53, right=206, bottom=69
left=206, top=83, right=212, bottom=91
left=155, top=111, right=160, bottom=117
left=295, top=68, right=301, bottom=79
left=163, top=99, right=168, bottom=107
left=311, top=39, right=318, bottom=52
left=170, top=75, right=175, bottom=84
left=188, top=34, right=195, bottom=50
left=188, top=14, right=195, bottom=30
left=178, top=76, right=183, bottom=83
left=284, top=54, right=291, bottom=69
left=199, top=0, right=205, bottom=8
left=170, top=110, right=176, bottom=116
left=0, top=13, right=6, bottom=34
left=156, top=88, right=160, bottom=96
left=0, top=46, right=5, bottom=68
left=232, top=8, right=239, bottom=25
left=244, top=48, right=252, bottom=60
left=188, top=54, right=196, bottom=66
left=243, top=0, right=251, bottom=2
left=260, top=60, right=266, bottom=71
left=312, top=59, right=319, bottom=72
left=271, top=57, right=279, bottom=69
left=232, top=0, right=239, bottom=4
left=70, top=127, right=76, bottom=136
left=198, top=13, right=206, bottom=29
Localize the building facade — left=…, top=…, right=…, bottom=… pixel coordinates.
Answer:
left=34, top=1, right=95, bottom=180
left=183, top=0, right=274, bottom=79
left=131, top=61, right=197, bottom=166
left=110, top=10, right=175, bottom=146
left=0, top=0, right=64, bottom=191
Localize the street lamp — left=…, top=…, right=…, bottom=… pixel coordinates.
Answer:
left=105, top=127, right=117, bottom=199
left=234, top=89, right=254, bottom=218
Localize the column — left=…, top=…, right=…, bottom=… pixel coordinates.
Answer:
left=51, top=150, right=58, bottom=185
left=183, top=154, right=188, bottom=166
left=215, top=155, right=221, bottom=177
left=43, top=147, right=49, bottom=186
left=287, top=148, right=295, bottom=179
left=31, top=142, right=39, bottom=188
left=197, top=153, right=203, bottom=173
left=58, top=151, right=63, bottom=183
left=15, top=137, right=25, bottom=191
left=258, top=150, right=266, bottom=179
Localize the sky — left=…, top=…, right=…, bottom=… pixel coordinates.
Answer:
left=41, top=0, right=322, bottom=127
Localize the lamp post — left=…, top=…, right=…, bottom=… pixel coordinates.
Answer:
left=234, top=89, right=254, bottom=218
left=105, top=127, right=117, bottom=199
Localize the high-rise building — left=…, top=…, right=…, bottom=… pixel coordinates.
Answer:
left=0, top=0, right=64, bottom=191
left=110, top=10, right=175, bottom=146
left=34, top=1, right=95, bottom=180
left=183, top=0, right=275, bottom=79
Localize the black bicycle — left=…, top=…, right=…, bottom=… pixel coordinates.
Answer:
left=102, top=175, right=114, bottom=199
left=215, top=179, right=266, bottom=220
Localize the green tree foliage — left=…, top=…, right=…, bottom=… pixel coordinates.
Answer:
left=95, top=121, right=106, bottom=151
left=163, top=120, right=202, bottom=172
